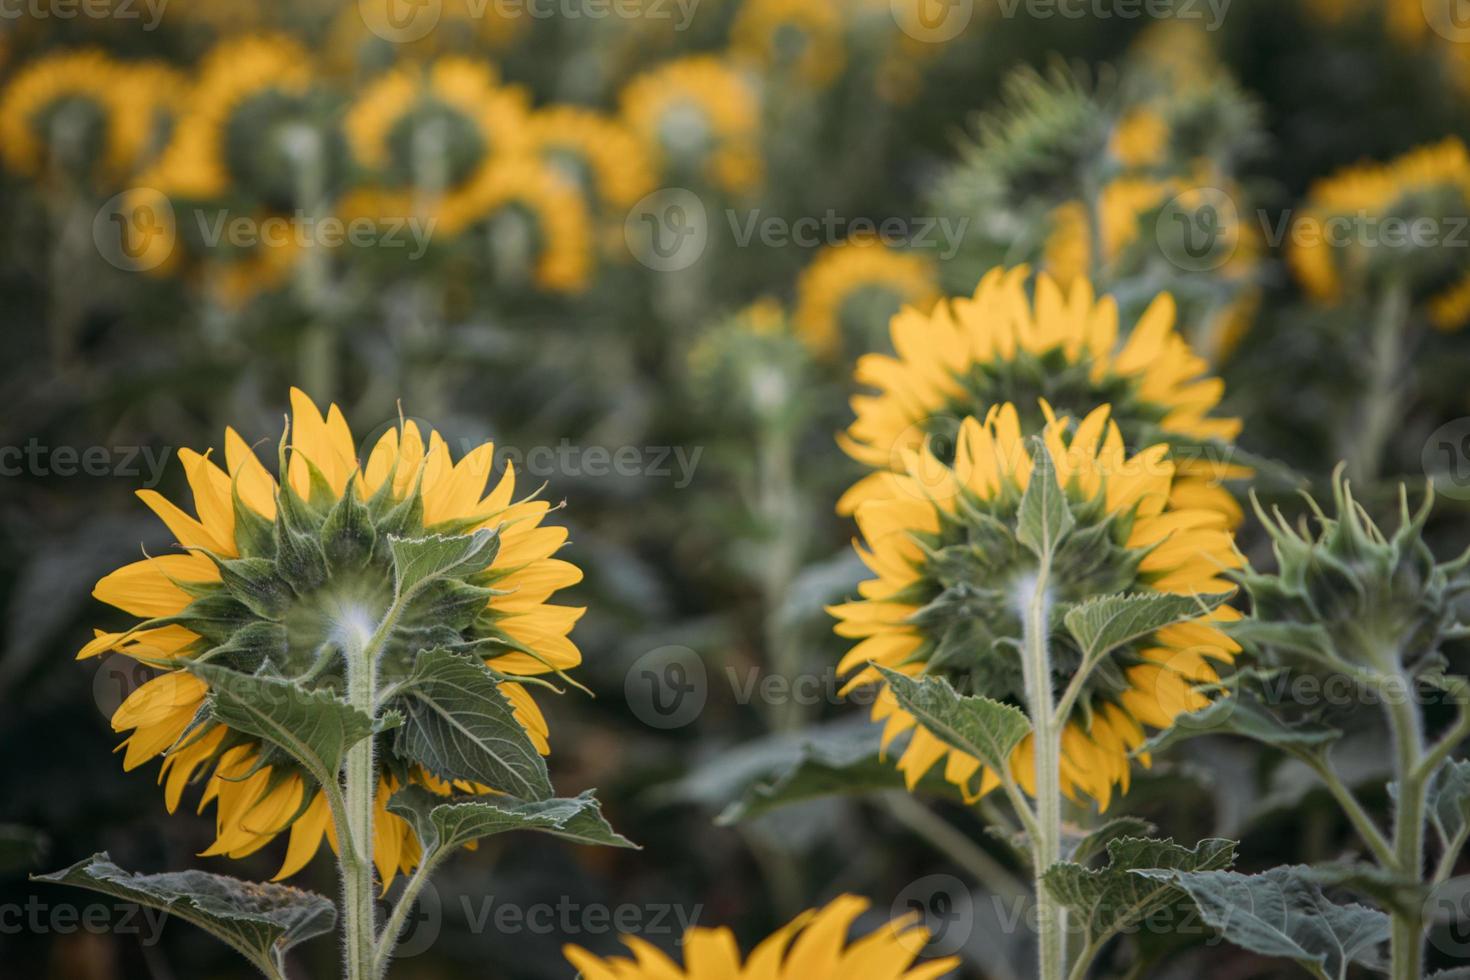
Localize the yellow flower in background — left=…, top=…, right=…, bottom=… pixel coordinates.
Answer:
left=204, top=231, right=302, bottom=310
left=139, top=34, right=314, bottom=200
left=1109, top=108, right=1169, bottom=169
left=525, top=106, right=657, bottom=214
left=1303, top=0, right=1430, bottom=46
left=0, top=50, right=137, bottom=181
left=830, top=403, right=1241, bottom=809
left=345, top=58, right=528, bottom=188
left=327, top=0, right=529, bottom=77
left=113, top=61, right=190, bottom=175
left=449, top=157, right=595, bottom=293
left=565, top=894, right=960, bottom=980
left=838, top=267, right=1246, bottom=521
left=731, top=0, right=846, bottom=87
left=80, top=390, right=584, bottom=883
left=621, top=56, right=763, bottom=195
left=1043, top=178, right=1178, bottom=285
left=1289, top=137, right=1470, bottom=331
left=793, top=239, right=939, bottom=359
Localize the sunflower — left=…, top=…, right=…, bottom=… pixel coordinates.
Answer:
left=1108, top=108, right=1169, bottom=170
left=620, top=56, right=763, bottom=195
left=524, top=106, right=656, bottom=214
left=838, top=268, right=1245, bottom=522
left=731, top=0, right=846, bottom=87
left=564, top=895, right=959, bottom=980
left=80, top=390, right=583, bottom=884
left=449, top=157, right=594, bottom=293
left=793, top=239, right=939, bottom=360
left=0, top=49, right=136, bottom=182
left=1289, top=138, right=1470, bottom=331
left=830, top=402, right=1241, bottom=808
left=345, top=57, right=528, bottom=192
left=139, top=35, right=327, bottom=204
left=1043, top=179, right=1263, bottom=360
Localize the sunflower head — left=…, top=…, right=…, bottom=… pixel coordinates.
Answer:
left=1240, top=471, right=1468, bottom=678
left=838, top=268, right=1245, bottom=522
left=688, top=298, right=811, bottom=426
left=830, top=402, right=1241, bottom=808
left=620, top=56, right=763, bottom=195
left=564, top=894, right=959, bottom=980
left=0, top=49, right=133, bottom=183
left=146, top=35, right=348, bottom=207
left=793, top=239, right=939, bottom=361
left=1289, top=138, right=1470, bottom=331
left=82, top=390, right=583, bottom=883
left=730, top=0, right=847, bottom=87
left=448, top=157, right=594, bottom=293
left=525, top=106, right=656, bottom=215
left=345, top=58, right=528, bottom=192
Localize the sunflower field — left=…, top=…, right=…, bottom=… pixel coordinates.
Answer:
left=2, top=1, right=1470, bottom=978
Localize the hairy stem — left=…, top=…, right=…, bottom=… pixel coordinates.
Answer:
left=1020, top=565, right=1065, bottom=980
left=1384, top=672, right=1427, bottom=980
left=340, top=617, right=381, bottom=980
left=1304, top=754, right=1396, bottom=867
left=373, top=850, right=445, bottom=978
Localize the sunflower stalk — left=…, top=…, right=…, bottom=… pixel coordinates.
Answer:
left=338, top=613, right=383, bottom=980
left=1019, top=560, right=1067, bottom=980
left=1381, top=663, right=1428, bottom=980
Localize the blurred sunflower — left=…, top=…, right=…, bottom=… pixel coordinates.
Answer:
left=830, top=403, right=1241, bottom=808
left=731, top=0, right=846, bottom=87
left=79, top=390, right=583, bottom=883
left=1043, top=178, right=1262, bottom=360
left=141, top=35, right=341, bottom=206
left=838, top=267, right=1246, bottom=521
left=345, top=57, right=528, bottom=193
left=1108, top=107, right=1169, bottom=170
left=1303, top=0, right=1429, bottom=46
left=204, top=229, right=302, bottom=310
left=565, top=894, right=959, bottom=980
left=621, top=56, right=763, bottom=195
left=1289, top=137, right=1470, bottom=331
left=0, top=49, right=138, bottom=183
left=793, top=239, right=939, bottom=360
left=328, top=0, right=528, bottom=77
left=525, top=106, right=656, bottom=215
left=447, top=157, right=594, bottom=293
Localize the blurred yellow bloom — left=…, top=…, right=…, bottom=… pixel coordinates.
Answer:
left=0, top=49, right=139, bottom=182
left=565, top=894, right=960, bottom=980
left=621, top=56, right=763, bottom=195
left=731, top=0, right=847, bottom=87
left=793, top=239, right=939, bottom=359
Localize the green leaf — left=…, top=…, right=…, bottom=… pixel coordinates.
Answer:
left=33, top=852, right=334, bottom=978
left=1064, top=592, right=1231, bottom=664
left=321, top=479, right=376, bottom=572
left=388, top=785, right=636, bottom=857
left=876, top=666, right=1031, bottom=775
left=389, top=530, right=499, bottom=599
left=1065, top=817, right=1157, bottom=865
left=1303, top=863, right=1425, bottom=918
left=390, top=648, right=552, bottom=801
left=1135, top=866, right=1389, bottom=980
left=716, top=727, right=966, bottom=824
left=182, top=662, right=373, bottom=788
left=1429, top=758, right=1470, bottom=848
left=1016, top=439, right=1074, bottom=558
left=1136, top=694, right=1340, bottom=756
left=1043, top=836, right=1237, bottom=947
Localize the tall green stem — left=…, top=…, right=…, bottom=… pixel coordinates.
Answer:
left=340, top=618, right=381, bottom=980
left=1020, top=564, right=1065, bottom=980
left=1347, top=280, right=1410, bottom=485
left=754, top=404, right=805, bottom=733
left=1384, top=671, right=1427, bottom=980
